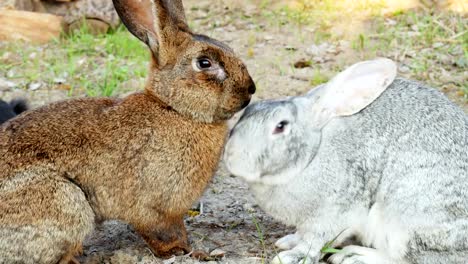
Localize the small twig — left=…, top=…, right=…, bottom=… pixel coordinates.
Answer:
left=434, top=38, right=462, bottom=43
left=433, top=19, right=455, bottom=36
left=449, top=30, right=467, bottom=40
left=191, top=231, right=225, bottom=246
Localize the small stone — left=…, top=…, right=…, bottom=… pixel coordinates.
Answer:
left=306, top=43, right=328, bottom=57
left=406, top=31, right=421, bottom=37
left=432, top=42, right=444, bottom=48
left=454, top=57, right=468, bottom=68
left=247, top=248, right=259, bottom=253
left=209, top=249, right=226, bottom=258
left=436, top=54, right=452, bottom=65
left=293, top=59, right=311, bottom=68
left=399, top=65, right=411, bottom=73
left=1, top=52, right=12, bottom=60
left=385, top=18, right=397, bottom=26
left=264, top=35, right=274, bottom=41
left=55, top=84, right=71, bottom=91
left=162, top=256, right=176, bottom=264
left=449, top=46, right=463, bottom=56
left=53, top=77, right=66, bottom=84
left=77, top=58, right=87, bottom=66
left=6, top=70, right=16, bottom=78
left=246, top=24, right=257, bottom=30
left=312, top=56, right=326, bottom=64
left=190, top=250, right=210, bottom=261
left=28, top=82, right=42, bottom=91
left=326, top=45, right=338, bottom=54
left=0, top=78, right=16, bottom=91
left=420, top=48, right=432, bottom=54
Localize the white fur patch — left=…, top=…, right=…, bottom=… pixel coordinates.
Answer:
left=361, top=203, right=410, bottom=260
left=328, top=245, right=394, bottom=264
left=275, top=233, right=301, bottom=250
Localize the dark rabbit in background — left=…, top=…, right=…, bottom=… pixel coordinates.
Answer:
left=225, top=58, right=467, bottom=264
left=0, top=0, right=255, bottom=263
left=0, top=98, right=28, bottom=124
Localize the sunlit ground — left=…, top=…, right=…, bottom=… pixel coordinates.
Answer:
left=0, top=0, right=466, bottom=107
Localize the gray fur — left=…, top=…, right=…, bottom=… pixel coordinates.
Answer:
left=224, top=77, right=468, bottom=264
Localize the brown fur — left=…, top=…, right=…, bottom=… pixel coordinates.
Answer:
left=0, top=0, right=255, bottom=263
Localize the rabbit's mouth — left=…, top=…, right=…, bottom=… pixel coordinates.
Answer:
left=218, top=100, right=251, bottom=120
left=217, top=110, right=238, bottom=121
left=241, top=99, right=251, bottom=109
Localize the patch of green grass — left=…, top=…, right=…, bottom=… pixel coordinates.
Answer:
left=261, top=0, right=386, bottom=27
left=0, top=21, right=148, bottom=98
left=347, top=9, right=467, bottom=98
left=250, top=212, right=268, bottom=263
left=352, top=33, right=368, bottom=51
left=66, top=24, right=148, bottom=97
left=320, top=240, right=342, bottom=254
left=310, top=70, right=329, bottom=86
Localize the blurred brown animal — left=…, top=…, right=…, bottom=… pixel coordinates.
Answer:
left=0, top=0, right=255, bottom=263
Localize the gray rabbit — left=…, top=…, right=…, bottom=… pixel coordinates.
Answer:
left=224, top=58, right=468, bottom=264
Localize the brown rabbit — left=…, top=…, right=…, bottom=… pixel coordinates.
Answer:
left=0, top=0, right=255, bottom=263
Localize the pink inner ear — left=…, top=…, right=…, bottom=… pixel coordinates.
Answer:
left=113, top=0, right=158, bottom=44
left=309, top=58, right=396, bottom=122
left=332, top=84, right=384, bottom=116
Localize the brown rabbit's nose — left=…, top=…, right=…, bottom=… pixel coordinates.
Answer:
left=242, top=99, right=251, bottom=108
left=248, top=82, right=256, bottom=94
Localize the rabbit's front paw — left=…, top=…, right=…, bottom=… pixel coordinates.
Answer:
left=271, top=249, right=317, bottom=264
left=146, top=237, right=190, bottom=257
left=328, top=245, right=389, bottom=264
left=138, top=218, right=191, bottom=258
left=275, top=233, right=301, bottom=250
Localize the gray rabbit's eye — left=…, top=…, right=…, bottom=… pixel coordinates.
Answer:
left=273, top=121, right=289, bottom=134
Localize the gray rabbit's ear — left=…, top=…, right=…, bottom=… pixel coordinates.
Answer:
left=113, top=0, right=191, bottom=67
left=308, top=58, right=397, bottom=126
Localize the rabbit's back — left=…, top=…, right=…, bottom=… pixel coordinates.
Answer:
left=335, top=78, right=468, bottom=249
left=307, top=78, right=467, bottom=256
left=0, top=92, right=227, bottom=219
left=0, top=96, right=119, bottom=175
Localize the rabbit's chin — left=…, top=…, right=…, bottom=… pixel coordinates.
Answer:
left=254, top=172, right=296, bottom=185
left=236, top=172, right=295, bottom=186
left=227, top=169, right=261, bottom=183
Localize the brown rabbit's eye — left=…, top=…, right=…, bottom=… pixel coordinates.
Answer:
left=273, top=121, right=288, bottom=134
left=197, top=58, right=212, bottom=69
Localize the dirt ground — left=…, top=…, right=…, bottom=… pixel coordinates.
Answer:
left=0, top=0, right=467, bottom=263
left=78, top=165, right=293, bottom=264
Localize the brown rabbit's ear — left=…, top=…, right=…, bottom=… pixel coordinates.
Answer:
left=112, top=0, right=190, bottom=66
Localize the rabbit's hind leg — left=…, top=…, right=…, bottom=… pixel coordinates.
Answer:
left=406, top=220, right=468, bottom=264
left=58, top=243, right=83, bottom=264
left=407, top=250, right=468, bottom=264
left=136, top=214, right=191, bottom=258
left=275, top=232, right=301, bottom=250
left=328, top=245, right=408, bottom=264
left=0, top=172, right=95, bottom=264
